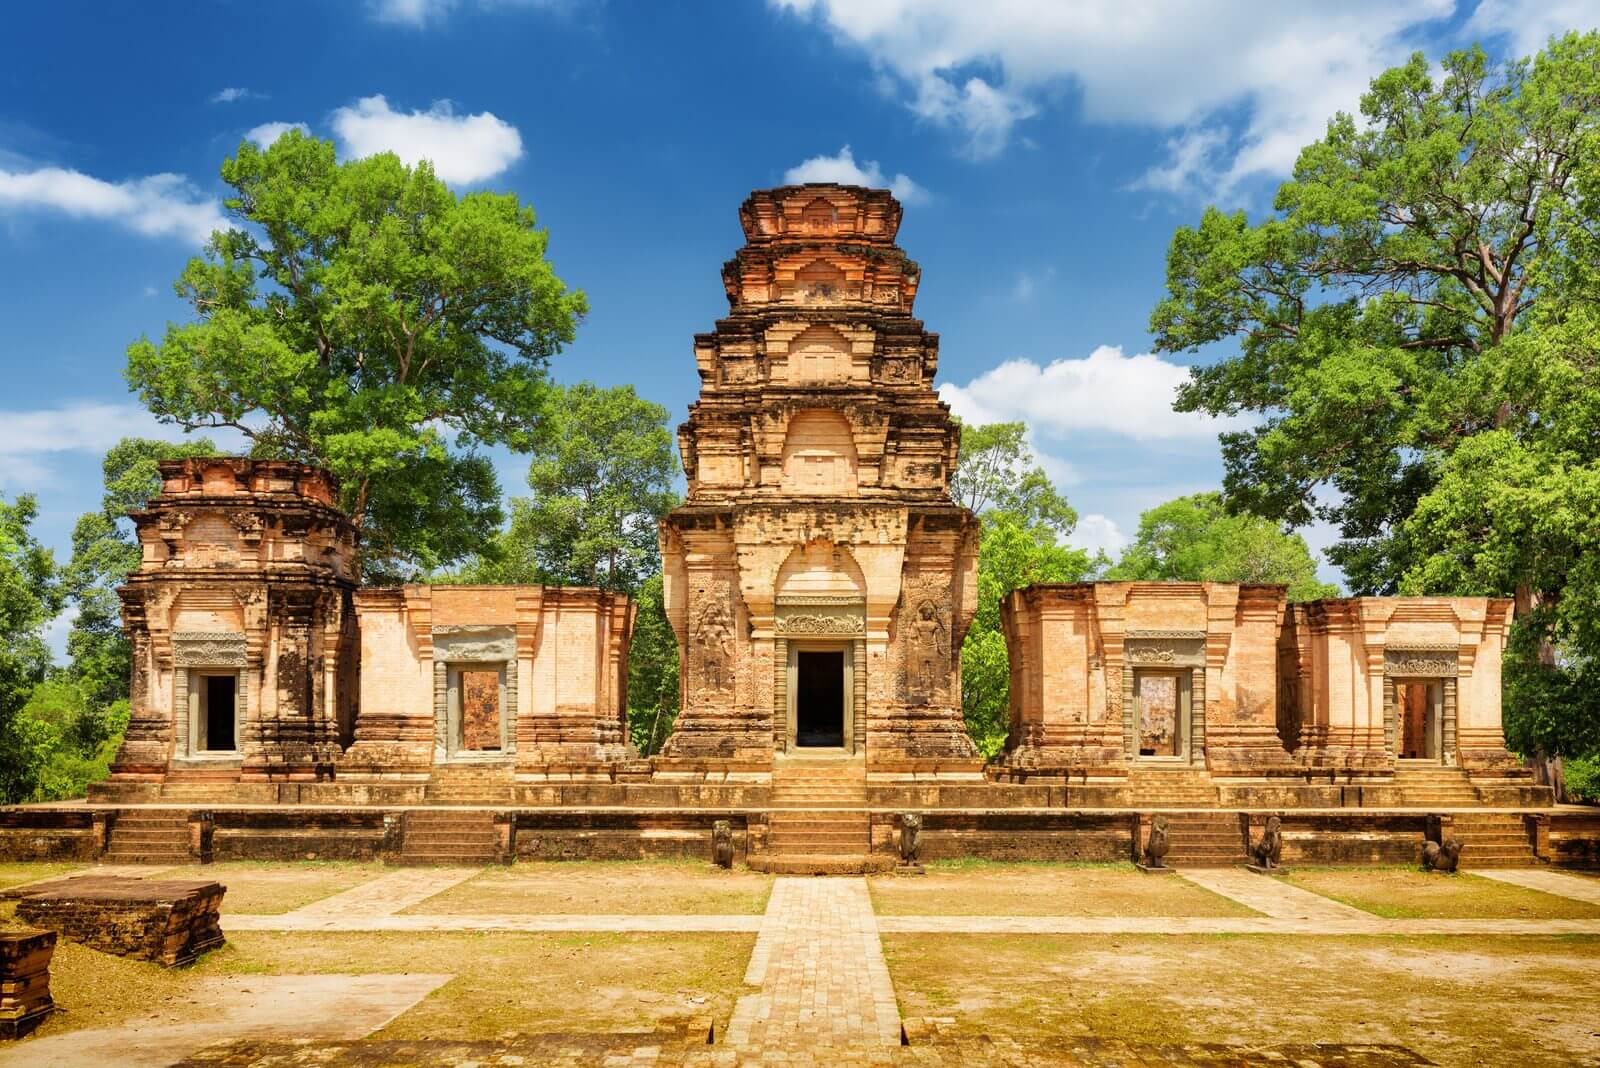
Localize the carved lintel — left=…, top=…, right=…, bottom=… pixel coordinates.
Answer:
left=172, top=631, right=247, bottom=667
left=1386, top=648, right=1459, bottom=677
left=778, top=613, right=865, bottom=636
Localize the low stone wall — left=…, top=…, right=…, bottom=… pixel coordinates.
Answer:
left=213, top=809, right=393, bottom=862
left=0, top=809, right=97, bottom=861
left=1271, top=812, right=1429, bottom=865
left=1549, top=809, right=1600, bottom=869
left=871, top=810, right=1132, bottom=863
left=8, top=877, right=224, bottom=967
left=0, top=928, right=55, bottom=1038
left=510, top=810, right=749, bottom=863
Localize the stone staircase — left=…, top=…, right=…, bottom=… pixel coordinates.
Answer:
left=104, top=812, right=192, bottom=865
left=754, top=754, right=888, bottom=874
left=397, top=809, right=501, bottom=866
left=1450, top=812, right=1539, bottom=867
left=1157, top=812, right=1245, bottom=868
left=1127, top=766, right=1219, bottom=808
left=1394, top=764, right=1482, bottom=807
left=423, top=763, right=515, bottom=805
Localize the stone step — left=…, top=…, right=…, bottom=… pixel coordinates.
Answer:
left=102, top=852, right=191, bottom=865
left=747, top=853, right=895, bottom=875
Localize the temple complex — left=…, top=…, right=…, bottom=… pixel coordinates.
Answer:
left=5, top=183, right=1584, bottom=873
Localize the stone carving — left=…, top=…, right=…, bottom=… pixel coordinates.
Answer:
left=1142, top=815, right=1171, bottom=869
left=712, top=820, right=734, bottom=868
left=908, top=598, right=949, bottom=698
left=897, top=812, right=922, bottom=865
left=1423, top=836, right=1463, bottom=873
left=1251, top=815, right=1284, bottom=870
left=779, top=613, right=864, bottom=636
left=1128, top=645, right=1178, bottom=664
left=172, top=632, right=248, bottom=667
left=695, top=596, right=736, bottom=693
left=433, top=626, right=516, bottom=664
left=1387, top=649, right=1458, bottom=677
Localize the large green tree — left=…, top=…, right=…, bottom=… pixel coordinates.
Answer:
left=1107, top=492, right=1337, bottom=601
left=952, top=422, right=1098, bottom=756
left=626, top=573, right=681, bottom=756
left=126, top=130, right=587, bottom=580
left=467, top=382, right=679, bottom=591
left=1150, top=33, right=1600, bottom=771
left=0, top=495, right=60, bottom=803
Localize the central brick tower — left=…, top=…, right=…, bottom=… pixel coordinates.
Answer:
left=658, top=184, right=981, bottom=778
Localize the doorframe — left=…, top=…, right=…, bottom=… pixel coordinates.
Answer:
left=786, top=640, right=855, bottom=753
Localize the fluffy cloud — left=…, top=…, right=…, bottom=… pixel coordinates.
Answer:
left=1466, top=0, right=1600, bottom=60
left=771, top=0, right=1455, bottom=193
left=0, top=166, right=223, bottom=244
left=938, top=345, right=1252, bottom=442
left=0, top=402, right=247, bottom=490
left=245, top=121, right=310, bottom=148
left=211, top=87, right=263, bottom=104
left=368, top=0, right=570, bottom=27
left=1067, top=513, right=1127, bottom=557
left=783, top=145, right=928, bottom=204
left=330, top=95, right=523, bottom=183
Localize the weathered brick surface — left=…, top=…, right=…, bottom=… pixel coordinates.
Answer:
left=0, top=927, right=55, bottom=1039
left=8, top=876, right=225, bottom=967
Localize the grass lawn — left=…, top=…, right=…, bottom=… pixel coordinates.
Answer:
left=884, top=932, right=1600, bottom=1068
left=153, top=861, right=388, bottom=915
left=23, top=929, right=752, bottom=1041
left=1284, top=868, right=1600, bottom=919
left=406, top=860, right=774, bottom=915
left=868, top=861, right=1257, bottom=917
left=0, top=862, right=85, bottom=890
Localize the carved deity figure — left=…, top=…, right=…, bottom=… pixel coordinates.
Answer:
left=696, top=599, right=735, bottom=693
left=1422, top=836, right=1463, bottom=873
left=898, top=812, right=923, bottom=865
left=909, top=599, right=947, bottom=697
left=1143, top=815, right=1171, bottom=869
left=712, top=820, right=734, bottom=869
left=1251, top=815, right=1284, bottom=870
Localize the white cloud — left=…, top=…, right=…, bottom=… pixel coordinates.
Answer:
left=783, top=145, right=928, bottom=204
left=0, top=166, right=223, bottom=244
left=330, top=95, right=523, bottom=184
left=368, top=0, right=571, bottom=27
left=1466, top=0, right=1599, bottom=60
left=1067, top=513, right=1126, bottom=558
left=0, top=403, right=246, bottom=492
left=245, top=121, right=310, bottom=148
left=939, top=345, right=1253, bottom=442
left=772, top=0, right=1454, bottom=190
left=1008, top=267, right=1054, bottom=303
left=211, top=87, right=263, bottom=104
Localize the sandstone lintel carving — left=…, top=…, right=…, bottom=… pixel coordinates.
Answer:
left=172, top=632, right=248, bottom=667
left=778, top=613, right=865, bottom=636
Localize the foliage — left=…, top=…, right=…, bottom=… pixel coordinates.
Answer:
left=626, top=573, right=681, bottom=756
left=951, top=421, right=1077, bottom=537
left=17, top=679, right=129, bottom=802
left=1565, top=755, right=1600, bottom=804
left=1150, top=33, right=1600, bottom=761
left=125, top=129, right=587, bottom=580
left=460, top=382, right=679, bottom=591
left=1106, top=492, right=1336, bottom=600
left=0, top=494, right=61, bottom=803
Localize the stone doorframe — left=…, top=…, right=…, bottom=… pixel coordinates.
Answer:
left=1383, top=645, right=1459, bottom=765
left=772, top=597, right=866, bottom=754
left=1121, top=630, right=1207, bottom=765
left=172, top=631, right=247, bottom=762
left=432, top=625, right=518, bottom=762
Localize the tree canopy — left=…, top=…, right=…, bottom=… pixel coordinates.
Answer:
left=951, top=421, right=1077, bottom=537
left=126, top=129, right=587, bottom=579
left=0, top=495, right=60, bottom=803
left=1107, top=492, right=1336, bottom=601
left=1150, top=32, right=1600, bottom=763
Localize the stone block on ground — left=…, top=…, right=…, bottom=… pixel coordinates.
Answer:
left=6, top=876, right=224, bottom=967
left=0, top=928, right=55, bottom=1039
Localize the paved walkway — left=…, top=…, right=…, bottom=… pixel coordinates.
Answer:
left=271, top=867, right=478, bottom=924
left=725, top=877, right=902, bottom=1049
left=1478, top=867, right=1600, bottom=905
left=1178, top=868, right=1372, bottom=921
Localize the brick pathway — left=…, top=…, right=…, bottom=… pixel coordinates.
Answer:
left=725, top=877, right=902, bottom=1049
left=269, top=867, right=478, bottom=924
left=1477, top=867, right=1600, bottom=906
left=1178, top=868, right=1372, bottom=921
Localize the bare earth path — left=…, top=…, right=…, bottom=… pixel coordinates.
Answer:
left=1477, top=867, right=1600, bottom=906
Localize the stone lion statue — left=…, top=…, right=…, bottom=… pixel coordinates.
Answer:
left=1422, top=836, right=1463, bottom=873
left=1143, top=814, right=1171, bottom=869
left=1251, top=814, right=1284, bottom=870
left=898, top=812, right=923, bottom=865
left=712, top=820, right=734, bottom=869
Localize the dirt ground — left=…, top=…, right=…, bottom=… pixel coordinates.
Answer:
left=1284, top=868, right=1600, bottom=919
left=868, top=862, right=1257, bottom=917
left=407, top=860, right=774, bottom=915
left=156, top=861, right=387, bottom=914
left=26, top=929, right=752, bottom=1041
left=883, top=932, right=1600, bottom=1068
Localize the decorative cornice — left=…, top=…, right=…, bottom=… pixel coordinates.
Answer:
left=1126, top=629, right=1207, bottom=641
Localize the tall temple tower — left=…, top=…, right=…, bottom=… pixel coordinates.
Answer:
left=658, top=185, right=982, bottom=776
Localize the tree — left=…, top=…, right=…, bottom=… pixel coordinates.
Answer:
left=1149, top=33, right=1600, bottom=771
left=626, top=573, right=680, bottom=756
left=950, top=421, right=1098, bottom=756
left=0, top=495, right=60, bottom=803
left=126, top=129, right=587, bottom=580
left=951, top=421, right=1077, bottom=536
left=468, top=382, right=679, bottom=591
left=1107, top=492, right=1337, bottom=601
left=63, top=437, right=217, bottom=716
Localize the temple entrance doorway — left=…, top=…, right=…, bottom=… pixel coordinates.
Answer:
left=1399, top=679, right=1443, bottom=760
left=795, top=650, right=846, bottom=748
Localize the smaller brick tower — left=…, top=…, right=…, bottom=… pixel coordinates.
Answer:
left=105, top=458, right=359, bottom=792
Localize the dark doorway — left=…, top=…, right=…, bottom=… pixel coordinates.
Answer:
left=203, top=673, right=237, bottom=751
left=796, top=651, right=845, bottom=747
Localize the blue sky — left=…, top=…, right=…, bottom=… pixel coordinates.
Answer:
left=2, top=0, right=1594, bottom=654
